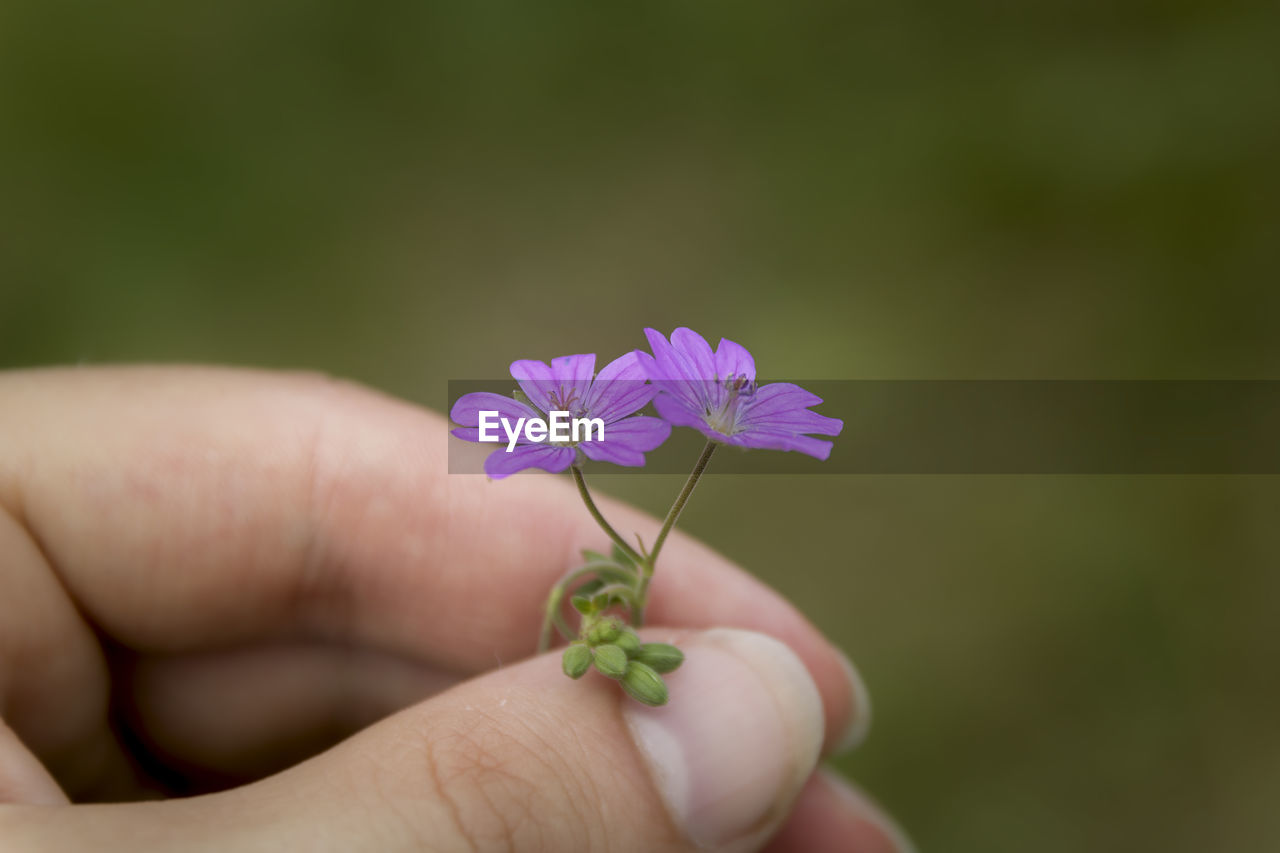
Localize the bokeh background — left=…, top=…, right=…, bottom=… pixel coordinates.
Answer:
left=3, top=3, right=1278, bottom=850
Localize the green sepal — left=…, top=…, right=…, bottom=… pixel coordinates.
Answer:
left=562, top=643, right=591, bottom=679
left=592, top=644, right=629, bottom=679
left=634, top=643, right=684, bottom=674
left=570, top=596, right=597, bottom=616
left=585, top=616, right=622, bottom=645
left=621, top=662, right=668, bottom=706
left=513, top=389, right=536, bottom=409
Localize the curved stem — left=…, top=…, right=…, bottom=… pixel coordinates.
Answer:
left=572, top=466, right=644, bottom=564
left=538, top=564, right=613, bottom=653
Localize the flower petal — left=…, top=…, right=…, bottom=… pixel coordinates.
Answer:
left=640, top=330, right=710, bottom=413
left=550, top=352, right=596, bottom=382
left=641, top=329, right=688, bottom=381
left=449, top=391, right=540, bottom=428
left=671, top=327, right=717, bottom=380
left=738, top=407, right=843, bottom=436
left=748, top=381, right=824, bottom=410
left=483, top=444, right=576, bottom=479
left=651, top=392, right=711, bottom=431
left=585, top=352, right=655, bottom=423
left=580, top=416, right=671, bottom=466
left=731, top=428, right=836, bottom=460
left=715, top=337, right=756, bottom=382
left=651, top=394, right=737, bottom=442
left=579, top=442, right=645, bottom=467
left=599, top=415, right=672, bottom=451
left=737, top=383, right=843, bottom=437
left=549, top=353, right=597, bottom=409
left=509, top=359, right=558, bottom=412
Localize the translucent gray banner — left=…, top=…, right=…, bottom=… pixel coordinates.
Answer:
left=447, top=380, right=1280, bottom=474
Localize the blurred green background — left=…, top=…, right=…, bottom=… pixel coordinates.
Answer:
left=2, top=2, right=1278, bottom=850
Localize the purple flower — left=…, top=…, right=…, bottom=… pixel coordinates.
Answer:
left=637, top=327, right=843, bottom=460
left=450, top=352, right=671, bottom=479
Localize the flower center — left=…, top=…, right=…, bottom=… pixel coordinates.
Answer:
left=546, top=385, right=589, bottom=446
left=704, top=373, right=756, bottom=434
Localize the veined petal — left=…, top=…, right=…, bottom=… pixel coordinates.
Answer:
left=483, top=444, right=576, bottom=479
left=738, top=403, right=843, bottom=437
left=579, top=441, right=645, bottom=467
left=509, top=359, right=558, bottom=412
left=511, top=354, right=596, bottom=413
left=639, top=331, right=709, bottom=412
left=585, top=352, right=654, bottom=422
left=652, top=395, right=735, bottom=443
left=641, top=329, right=690, bottom=381
left=741, top=410, right=844, bottom=437
left=550, top=352, right=596, bottom=382
left=549, top=353, right=597, bottom=409
left=671, top=328, right=734, bottom=411
left=732, top=428, right=836, bottom=460
left=670, top=327, right=717, bottom=380
left=449, top=391, right=540, bottom=427
left=748, top=382, right=824, bottom=410
left=592, top=415, right=671, bottom=452
left=651, top=392, right=711, bottom=431
left=715, top=337, right=756, bottom=382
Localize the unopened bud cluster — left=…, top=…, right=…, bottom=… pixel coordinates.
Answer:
left=562, top=614, right=684, bottom=706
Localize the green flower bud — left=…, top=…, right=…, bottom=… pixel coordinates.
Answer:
left=634, top=642, right=684, bottom=674
left=585, top=616, right=622, bottom=646
left=613, top=630, right=642, bottom=657
left=621, top=661, right=669, bottom=706
left=592, top=644, right=629, bottom=679
left=562, top=643, right=591, bottom=679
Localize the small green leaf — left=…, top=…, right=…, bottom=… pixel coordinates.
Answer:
left=582, top=563, right=639, bottom=584
left=611, top=542, right=637, bottom=567
left=592, top=644, right=629, bottom=679
left=580, top=549, right=610, bottom=564
left=562, top=644, right=591, bottom=679
left=634, top=643, right=684, bottom=674
left=613, top=630, right=642, bottom=657
left=621, top=662, right=668, bottom=706
left=571, top=596, right=596, bottom=616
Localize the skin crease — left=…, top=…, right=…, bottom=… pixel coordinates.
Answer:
left=0, top=367, right=904, bottom=852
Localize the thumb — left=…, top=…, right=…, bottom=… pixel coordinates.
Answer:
left=0, top=629, right=825, bottom=852
left=315, top=626, right=826, bottom=852
left=0, top=625, right=819, bottom=850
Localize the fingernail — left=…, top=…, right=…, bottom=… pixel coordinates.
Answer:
left=624, top=628, right=824, bottom=851
left=834, top=648, right=873, bottom=754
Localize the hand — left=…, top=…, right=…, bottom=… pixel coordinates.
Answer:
left=0, top=367, right=909, bottom=852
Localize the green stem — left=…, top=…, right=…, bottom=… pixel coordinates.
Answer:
left=634, top=439, right=718, bottom=624
left=648, top=439, right=718, bottom=568
left=538, top=564, right=611, bottom=653
left=571, top=465, right=644, bottom=564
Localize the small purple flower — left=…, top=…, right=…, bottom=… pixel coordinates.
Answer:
left=637, top=327, right=843, bottom=460
left=451, top=352, right=671, bottom=479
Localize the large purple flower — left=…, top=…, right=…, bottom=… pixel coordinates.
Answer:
left=451, top=352, right=671, bottom=479
left=637, top=327, right=843, bottom=460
